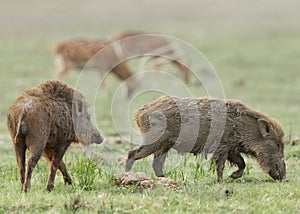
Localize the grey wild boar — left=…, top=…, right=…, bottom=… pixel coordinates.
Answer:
left=7, top=80, right=104, bottom=192
left=125, top=96, right=286, bottom=183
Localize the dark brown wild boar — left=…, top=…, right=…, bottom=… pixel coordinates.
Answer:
left=7, top=80, right=104, bottom=192
left=125, top=96, right=286, bottom=183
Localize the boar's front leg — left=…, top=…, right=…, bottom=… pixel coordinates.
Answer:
left=46, top=145, right=69, bottom=192
left=58, top=160, right=72, bottom=185
left=125, top=144, right=155, bottom=172
left=152, top=152, right=167, bottom=177
left=228, top=150, right=246, bottom=179
left=44, top=151, right=72, bottom=185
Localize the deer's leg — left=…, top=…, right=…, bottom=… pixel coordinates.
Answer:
left=55, top=55, right=71, bottom=80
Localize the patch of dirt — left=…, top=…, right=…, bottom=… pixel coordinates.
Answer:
left=114, top=172, right=178, bottom=190
left=115, top=172, right=152, bottom=186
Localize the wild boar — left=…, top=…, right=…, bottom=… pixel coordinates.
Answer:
left=125, top=96, right=286, bottom=183
left=7, top=80, right=104, bottom=192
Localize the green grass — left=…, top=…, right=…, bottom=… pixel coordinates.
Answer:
left=1, top=1, right=300, bottom=212
left=0, top=144, right=299, bottom=213
left=1, top=33, right=300, bottom=213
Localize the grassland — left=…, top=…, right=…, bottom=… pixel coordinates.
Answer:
left=0, top=0, right=300, bottom=213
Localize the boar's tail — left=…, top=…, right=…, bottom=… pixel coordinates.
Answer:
left=14, top=110, right=27, bottom=143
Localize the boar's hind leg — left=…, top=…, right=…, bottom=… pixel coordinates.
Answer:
left=152, top=152, right=167, bottom=177
left=13, top=138, right=26, bottom=192
left=213, top=146, right=230, bottom=183
left=125, top=144, right=155, bottom=172
left=24, top=139, right=46, bottom=193
left=228, top=151, right=245, bottom=179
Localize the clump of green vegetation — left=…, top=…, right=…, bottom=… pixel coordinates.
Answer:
left=72, top=156, right=102, bottom=190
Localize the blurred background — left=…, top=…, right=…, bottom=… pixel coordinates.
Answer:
left=0, top=0, right=299, bottom=137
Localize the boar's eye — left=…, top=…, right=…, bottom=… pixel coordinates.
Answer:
left=77, top=101, right=83, bottom=113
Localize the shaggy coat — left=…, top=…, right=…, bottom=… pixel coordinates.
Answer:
left=125, top=96, right=286, bottom=183
left=7, top=80, right=103, bottom=192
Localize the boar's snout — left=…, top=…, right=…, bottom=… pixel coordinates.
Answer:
left=268, top=159, right=286, bottom=181
left=92, top=129, right=104, bottom=144
left=72, top=99, right=104, bottom=145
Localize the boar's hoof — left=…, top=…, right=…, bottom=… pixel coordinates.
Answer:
left=47, top=184, right=54, bottom=192
left=230, top=171, right=243, bottom=179
left=20, top=184, right=25, bottom=193
left=63, top=177, right=72, bottom=185
left=24, top=182, right=31, bottom=193
left=217, top=177, right=223, bottom=184
left=125, top=159, right=135, bottom=172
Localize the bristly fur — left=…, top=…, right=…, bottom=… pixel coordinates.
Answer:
left=135, top=96, right=285, bottom=141
left=127, top=95, right=286, bottom=182
left=222, top=99, right=285, bottom=139
left=6, top=80, right=102, bottom=192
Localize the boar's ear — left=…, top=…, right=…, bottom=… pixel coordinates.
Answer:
left=149, top=111, right=165, bottom=127
left=258, top=118, right=271, bottom=138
